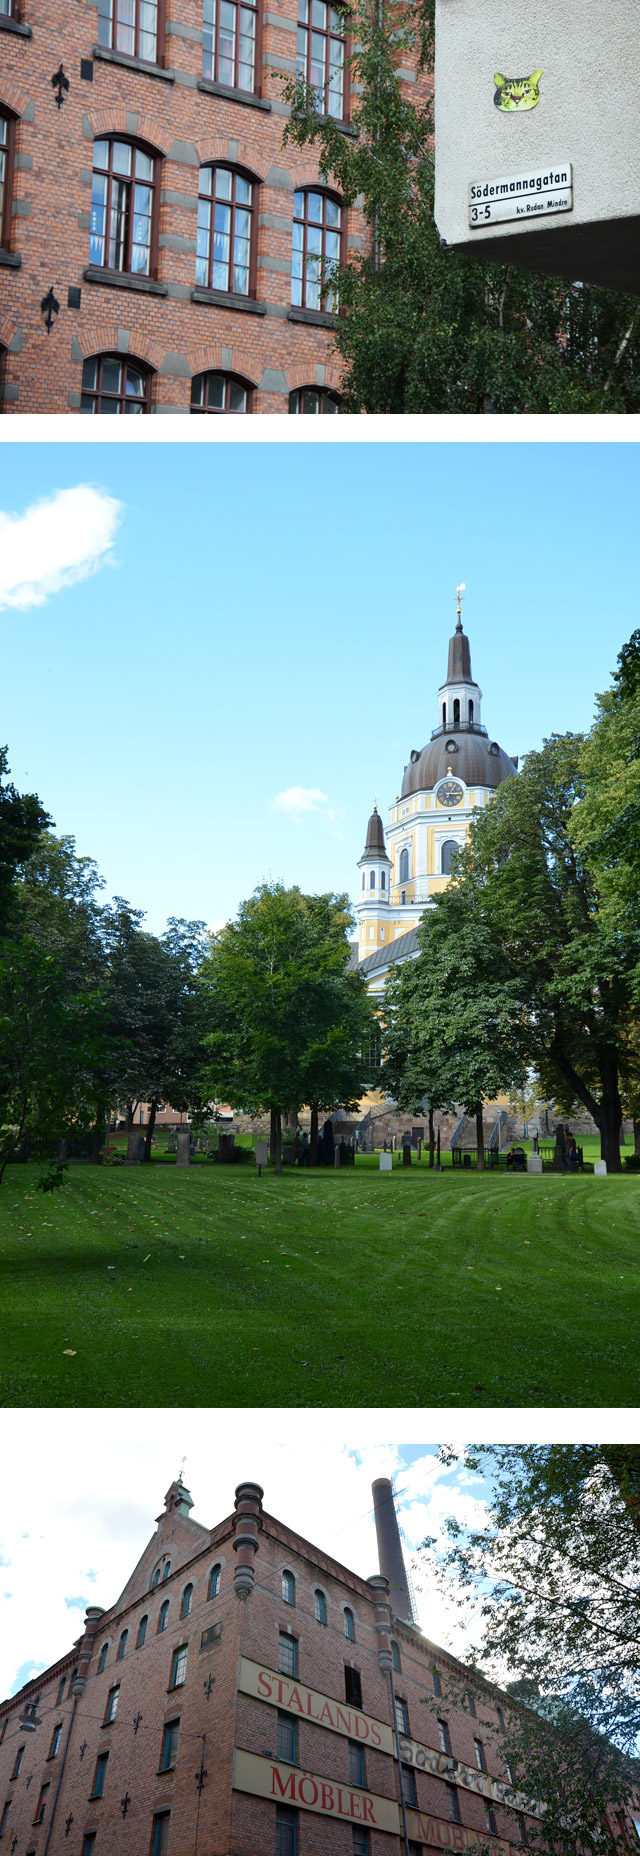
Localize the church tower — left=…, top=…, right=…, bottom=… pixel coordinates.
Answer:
left=355, top=594, right=518, bottom=968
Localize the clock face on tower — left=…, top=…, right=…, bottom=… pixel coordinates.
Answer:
left=437, top=779, right=464, bottom=808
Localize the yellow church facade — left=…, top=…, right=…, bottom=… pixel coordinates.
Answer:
left=354, top=599, right=519, bottom=1005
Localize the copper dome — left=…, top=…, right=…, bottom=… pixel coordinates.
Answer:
left=401, top=733, right=517, bottom=797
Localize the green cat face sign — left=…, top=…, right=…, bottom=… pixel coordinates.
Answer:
left=494, top=70, right=542, bottom=112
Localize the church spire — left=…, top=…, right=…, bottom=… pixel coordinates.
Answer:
left=437, top=586, right=482, bottom=733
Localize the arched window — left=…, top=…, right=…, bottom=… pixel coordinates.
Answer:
left=191, top=371, right=252, bottom=413
left=202, top=0, right=258, bottom=93
left=56, top=1678, right=66, bottom=1704
left=80, top=354, right=152, bottom=415
left=381, top=871, right=385, bottom=890
left=196, top=165, right=255, bottom=297
left=98, top=1643, right=108, bottom=1673
left=344, top=1607, right=355, bottom=1641
left=282, top=1570, right=295, bottom=1605
left=90, top=139, right=158, bottom=277
left=0, top=110, right=16, bottom=253
left=288, top=387, right=340, bottom=414
left=96, top=0, right=160, bottom=63
left=292, top=189, right=341, bottom=312
left=391, top=1640, right=401, bottom=1672
left=208, top=1564, right=221, bottom=1599
left=158, top=1600, right=169, bottom=1632
left=314, top=1589, right=327, bottom=1624
left=399, top=847, right=409, bottom=884
left=296, top=0, right=347, bottom=118
left=137, top=1615, right=148, bottom=1647
left=441, top=839, right=460, bottom=876
left=453, top=698, right=460, bottom=725
left=162, top=1561, right=171, bottom=1580
left=152, top=1566, right=161, bottom=1589
left=468, top=699, right=474, bottom=724
left=361, top=873, right=365, bottom=891
left=181, top=1584, right=193, bottom=1619
left=369, top=870, right=375, bottom=889
left=442, top=702, right=446, bottom=728
left=117, top=1630, right=128, bottom=1660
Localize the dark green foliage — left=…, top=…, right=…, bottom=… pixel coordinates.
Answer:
left=282, top=0, right=640, bottom=411
left=0, top=747, right=50, bottom=933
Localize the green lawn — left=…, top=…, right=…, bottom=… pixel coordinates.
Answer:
left=0, top=1159, right=638, bottom=1408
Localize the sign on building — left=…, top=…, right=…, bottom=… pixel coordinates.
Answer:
left=434, top=0, right=640, bottom=293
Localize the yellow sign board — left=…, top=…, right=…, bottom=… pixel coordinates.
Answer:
left=406, top=1806, right=512, bottom=1853
left=238, top=1656, right=394, bottom=1756
left=233, top=1749, right=400, bottom=1833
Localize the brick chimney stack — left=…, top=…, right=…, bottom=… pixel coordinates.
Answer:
left=371, top=1478, right=413, bottom=1623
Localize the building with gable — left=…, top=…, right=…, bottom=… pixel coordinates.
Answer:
left=0, top=1473, right=563, bottom=1856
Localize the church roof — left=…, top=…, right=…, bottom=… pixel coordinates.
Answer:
left=401, top=732, right=517, bottom=798
left=358, top=927, right=420, bottom=975
left=361, top=805, right=390, bottom=860
left=445, top=616, right=474, bottom=685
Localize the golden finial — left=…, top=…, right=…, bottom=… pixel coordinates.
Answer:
left=456, top=583, right=465, bottom=630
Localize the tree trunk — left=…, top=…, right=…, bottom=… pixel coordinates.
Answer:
left=476, top=1106, right=485, bottom=1171
left=270, top=1106, right=282, bottom=1174
left=286, top=1100, right=299, bottom=1132
left=143, top=1099, right=158, bottom=1163
left=634, top=1118, right=640, bottom=1158
left=429, top=1106, right=435, bottom=1169
left=125, top=1101, right=137, bottom=1134
left=594, top=1057, right=623, bottom=1172
left=310, top=1103, right=319, bottom=1167
left=91, top=1101, right=109, bottom=1165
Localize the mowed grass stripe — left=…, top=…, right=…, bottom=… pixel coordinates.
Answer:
left=0, top=1164, right=638, bottom=1407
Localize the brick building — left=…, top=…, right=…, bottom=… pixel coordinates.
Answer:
left=0, top=0, right=377, bottom=411
left=0, top=1473, right=570, bottom=1856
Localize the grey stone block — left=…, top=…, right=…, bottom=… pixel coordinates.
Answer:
left=221, top=345, right=233, bottom=368
left=80, top=167, right=94, bottom=187
left=14, top=151, right=33, bottom=170
left=153, top=405, right=190, bottom=413
left=12, top=199, right=31, bottom=217
left=173, top=70, right=198, bottom=86
left=0, top=383, right=19, bottom=402
left=159, top=233, right=197, bottom=252
left=21, top=99, right=35, bottom=122
left=161, top=188, right=198, bottom=209
left=167, top=19, right=203, bottom=39
left=159, top=351, right=191, bottom=376
left=263, top=52, right=296, bottom=71
left=315, top=363, right=326, bottom=385
left=264, top=9, right=296, bottom=25
left=257, top=255, right=291, bottom=273
left=165, top=281, right=192, bottom=298
left=71, top=335, right=84, bottom=360
left=263, top=301, right=288, bottom=316
left=116, top=328, right=130, bottom=352
left=78, top=211, right=91, bottom=229
left=68, top=391, right=82, bottom=407
left=260, top=366, right=287, bottom=391
left=126, top=110, right=139, bottom=133
left=265, top=164, right=293, bottom=190
left=168, top=140, right=198, bottom=165
left=8, top=326, right=23, bottom=353
left=259, top=211, right=291, bottom=230
left=227, top=138, right=239, bottom=160
left=347, top=234, right=363, bottom=249
left=82, top=114, right=94, bottom=138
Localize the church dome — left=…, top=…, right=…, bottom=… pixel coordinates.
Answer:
left=401, top=733, right=517, bottom=797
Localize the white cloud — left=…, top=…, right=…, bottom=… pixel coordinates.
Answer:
left=271, top=787, right=338, bottom=828
left=0, top=485, right=123, bottom=611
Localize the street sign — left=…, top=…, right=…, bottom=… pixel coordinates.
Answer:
left=469, top=161, right=572, bottom=228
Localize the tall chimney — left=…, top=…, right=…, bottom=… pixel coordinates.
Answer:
left=372, top=1478, right=413, bottom=1622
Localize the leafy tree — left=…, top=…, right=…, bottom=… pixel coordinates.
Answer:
left=281, top=0, right=640, bottom=412
left=101, top=904, right=208, bottom=1158
left=442, top=734, right=640, bottom=1170
left=572, top=629, right=640, bottom=935
left=0, top=938, right=106, bottom=1187
left=383, top=868, right=525, bottom=1166
left=418, top=1446, right=640, bottom=1855
left=0, top=747, right=51, bottom=933
left=199, top=883, right=377, bottom=1168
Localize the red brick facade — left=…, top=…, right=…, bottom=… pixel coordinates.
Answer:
left=0, top=1477, right=562, bottom=1856
left=0, top=0, right=361, bottom=412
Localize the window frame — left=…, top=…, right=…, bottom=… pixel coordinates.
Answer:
left=160, top=1718, right=180, bottom=1773
left=314, top=1588, right=327, bottom=1625
left=208, top=1564, right=221, bottom=1599
left=11, top=1747, right=25, bottom=1780
left=281, top=1569, right=295, bottom=1606
left=80, top=352, right=153, bottom=414
left=152, top=1810, right=171, bottom=1856
left=202, top=0, right=262, bottom=97
left=394, top=1697, right=409, bottom=1736
left=137, top=1614, right=148, bottom=1647
left=343, top=1606, right=355, bottom=1641
left=391, top=1641, right=401, bottom=1674
left=96, top=0, right=166, bottom=66
left=352, top=1830, right=370, bottom=1856
left=0, top=108, right=16, bottom=255
left=437, top=1717, right=452, bottom=1756
left=348, top=1739, right=366, bottom=1789
left=275, top=1803, right=297, bottom=1856
left=277, top=1709, right=297, bottom=1766
left=90, top=135, right=160, bottom=280
left=402, top=1764, right=417, bottom=1807
left=195, top=162, right=257, bottom=299
left=170, top=1643, right=188, bottom=1689
left=91, top=1753, right=109, bottom=1800
left=278, top=1632, right=298, bottom=1678
left=158, top=1598, right=170, bottom=1633
left=474, top=1737, right=487, bottom=1773
left=446, top=1782, right=461, bottom=1825
left=104, top=1685, right=120, bottom=1724
left=291, top=187, right=343, bottom=314
left=118, top=1629, right=128, bottom=1660
left=345, top=1665, right=362, bottom=1710
left=48, top=1723, right=63, bottom=1759
left=181, top=1584, right=193, bottom=1619
left=485, top=1801, right=499, bottom=1835
left=296, top=0, right=349, bottom=122
left=98, top=1642, right=109, bottom=1672
left=190, top=369, right=253, bottom=413
left=33, top=1782, right=50, bottom=1825
left=288, top=385, right=341, bottom=414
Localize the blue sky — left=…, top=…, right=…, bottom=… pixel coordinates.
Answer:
left=2, top=440, right=638, bottom=935
left=1, top=1414, right=494, bottom=1698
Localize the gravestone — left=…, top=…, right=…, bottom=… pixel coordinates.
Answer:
left=553, top=1125, right=567, bottom=1171
left=126, top=1132, right=143, bottom=1165
left=218, top=1133, right=235, bottom=1163
left=282, top=1144, right=296, bottom=1166
left=176, top=1128, right=191, bottom=1167
left=255, top=1140, right=268, bottom=1169
left=594, top=1160, right=607, bottom=1176
left=379, top=1153, right=392, bottom=1172
left=402, top=1144, right=412, bottom=1167
left=527, top=1154, right=543, bottom=1174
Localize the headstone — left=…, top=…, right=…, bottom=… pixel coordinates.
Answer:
left=218, top=1133, right=235, bottom=1163
left=527, top=1154, right=543, bottom=1174
left=255, top=1140, right=268, bottom=1169
left=126, top=1132, right=142, bottom=1165
left=463, top=1153, right=471, bottom=1169
left=176, top=1128, right=191, bottom=1167
left=594, top=1160, right=607, bottom=1176
left=532, top=1133, right=539, bottom=1153
left=379, top=1153, right=392, bottom=1172
left=553, top=1124, right=567, bottom=1171
left=282, top=1144, right=296, bottom=1166
left=417, top=1139, right=422, bottom=1162
left=402, top=1144, right=412, bottom=1167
